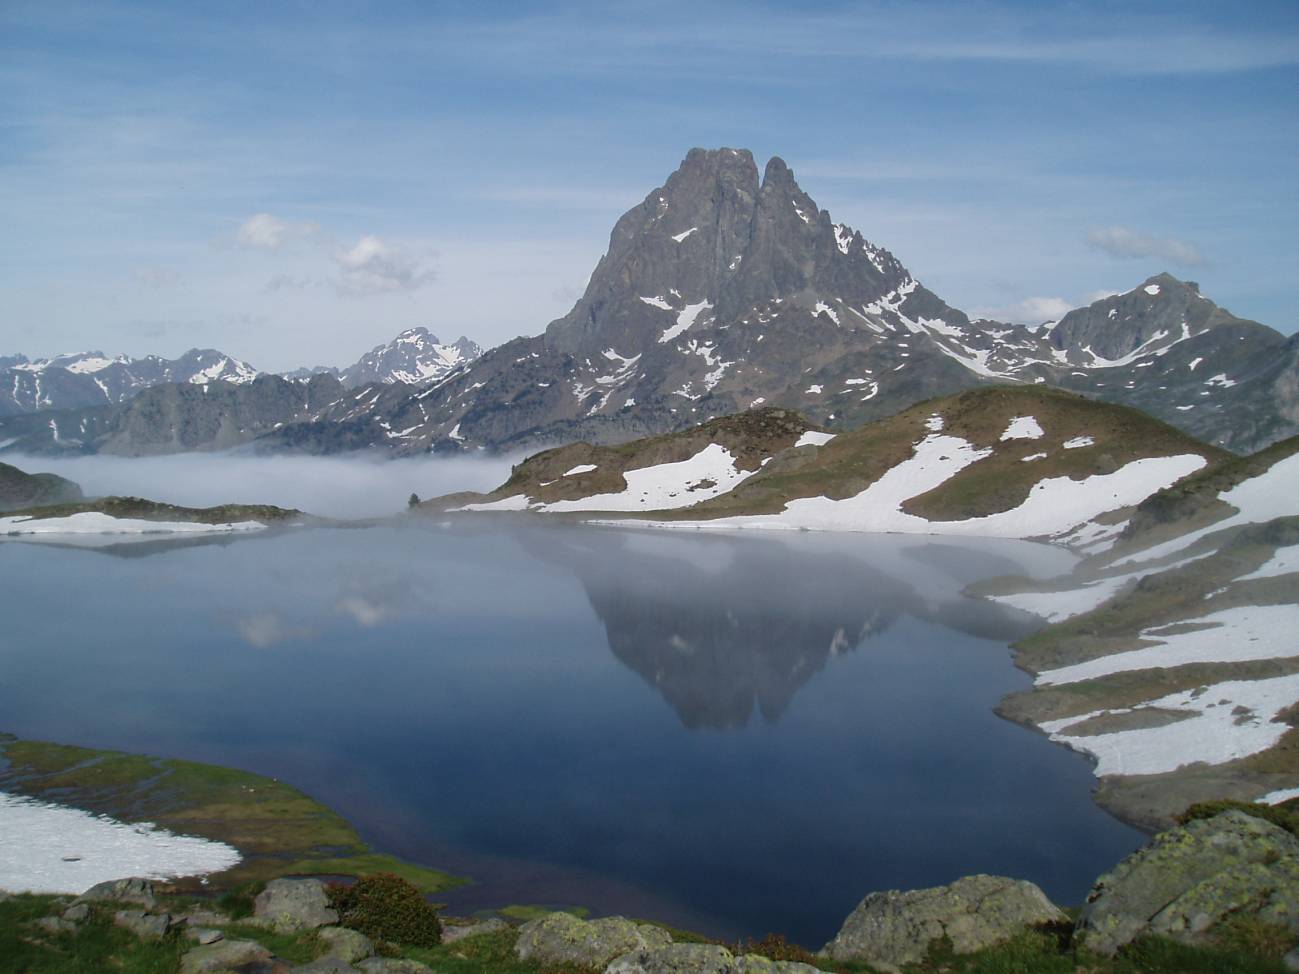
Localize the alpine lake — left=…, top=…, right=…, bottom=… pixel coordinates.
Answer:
left=0, top=515, right=1144, bottom=946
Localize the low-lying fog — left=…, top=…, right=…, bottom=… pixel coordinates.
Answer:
left=9, top=452, right=517, bottom=520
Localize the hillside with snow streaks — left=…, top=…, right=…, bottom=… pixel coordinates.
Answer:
left=988, top=435, right=1299, bottom=827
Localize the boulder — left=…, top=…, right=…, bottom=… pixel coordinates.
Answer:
left=35, top=916, right=78, bottom=935
left=515, top=912, right=673, bottom=969
left=1077, top=809, right=1299, bottom=955
left=317, top=926, right=374, bottom=963
left=253, top=878, right=339, bottom=932
left=606, top=945, right=823, bottom=974
left=61, top=903, right=91, bottom=923
left=293, top=959, right=358, bottom=974
left=186, top=927, right=225, bottom=945
left=440, top=917, right=508, bottom=944
left=114, top=909, right=172, bottom=940
left=356, top=960, right=434, bottom=974
left=820, top=874, right=1065, bottom=972
left=76, top=877, right=157, bottom=908
left=180, top=909, right=233, bottom=927
left=180, top=938, right=275, bottom=974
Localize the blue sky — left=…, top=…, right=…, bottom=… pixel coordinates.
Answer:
left=2, top=0, right=1296, bottom=370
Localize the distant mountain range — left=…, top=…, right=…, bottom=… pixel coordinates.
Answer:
left=2, top=146, right=1295, bottom=457
left=0, top=329, right=482, bottom=419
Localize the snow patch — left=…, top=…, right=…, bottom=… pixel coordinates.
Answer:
left=564, top=464, right=598, bottom=476
left=795, top=431, right=837, bottom=448
left=671, top=227, right=698, bottom=243
left=1144, top=284, right=1161, bottom=295
left=1001, top=416, right=1044, bottom=441
left=639, top=295, right=673, bottom=310
left=0, top=792, right=241, bottom=894
left=0, top=512, right=267, bottom=537
left=659, top=301, right=712, bottom=344
left=1063, top=436, right=1094, bottom=449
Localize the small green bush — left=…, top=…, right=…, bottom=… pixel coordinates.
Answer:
left=733, top=933, right=822, bottom=965
left=329, top=873, right=442, bottom=947
left=216, top=880, right=265, bottom=920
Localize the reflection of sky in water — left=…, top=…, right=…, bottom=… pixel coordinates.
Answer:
left=0, top=523, right=1137, bottom=944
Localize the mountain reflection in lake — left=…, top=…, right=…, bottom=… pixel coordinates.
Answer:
left=0, top=521, right=1140, bottom=945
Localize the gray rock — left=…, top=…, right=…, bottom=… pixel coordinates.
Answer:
left=515, top=912, right=673, bottom=969
left=440, top=917, right=508, bottom=944
left=1077, top=809, right=1299, bottom=955
left=732, top=958, right=823, bottom=974
left=1284, top=944, right=1299, bottom=971
left=36, top=916, right=78, bottom=935
left=253, top=878, right=338, bottom=932
left=355, top=960, right=434, bottom=974
left=820, top=874, right=1065, bottom=972
left=293, top=959, right=358, bottom=974
left=317, top=925, right=374, bottom=962
left=186, top=927, right=225, bottom=945
left=114, top=909, right=172, bottom=940
left=76, top=877, right=157, bottom=908
left=61, top=902, right=91, bottom=923
left=606, top=943, right=734, bottom=973
left=179, top=938, right=274, bottom=974
left=181, top=909, right=234, bottom=927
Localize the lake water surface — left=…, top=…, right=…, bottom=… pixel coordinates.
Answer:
left=0, top=519, right=1143, bottom=945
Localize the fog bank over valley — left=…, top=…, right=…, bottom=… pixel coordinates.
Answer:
left=9, top=452, right=518, bottom=520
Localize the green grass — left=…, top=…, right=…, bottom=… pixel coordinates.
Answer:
left=0, top=736, right=465, bottom=893
left=0, top=895, right=187, bottom=974
left=3, top=495, right=302, bottom=525
left=497, top=904, right=591, bottom=921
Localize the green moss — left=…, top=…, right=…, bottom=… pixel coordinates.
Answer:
left=497, top=903, right=591, bottom=921
left=0, top=735, right=465, bottom=894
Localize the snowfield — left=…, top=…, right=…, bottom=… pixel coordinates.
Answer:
left=0, top=792, right=241, bottom=894
left=1040, top=672, right=1299, bottom=777
left=629, top=435, right=1205, bottom=540
left=0, top=512, right=267, bottom=537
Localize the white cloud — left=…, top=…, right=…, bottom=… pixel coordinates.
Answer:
left=133, top=267, right=182, bottom=289
left=1086, top=226, right=1206, bottom=267
left=236, top=612, right=313, bottom=648
left=1085, top=289, right=1122, bottom=304
left=333, top=235, right=435, bottom=294
left=264, top=273, right=314, bottom=293
left=236, top=213, right=320, bottom=251
left=977, top=296, right=1074, bottom=325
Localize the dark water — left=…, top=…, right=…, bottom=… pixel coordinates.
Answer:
left=0, top=521, right=1142, bottom=945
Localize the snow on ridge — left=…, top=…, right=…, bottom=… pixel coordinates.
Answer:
left=670, top=227, right=698, bottom=242
left=1040, top=672, right=1299, bottom=777
left=1001, top=416, right=1044, bottom=441
left=795, top=431, right=837, bottom=448
left=540, top=444, right=759, bottom=513
left=814, top=301, right=840, bottom=325
left=0, top=792, right=241, bottom=894
left=833, top=224, right=852, bottom=255
left=639, top=295, right=673, bottom=310
left=1063, top=436, right=1094, bottom=449
left=0, top=512, right=267, bottom=537
left=1036, top=604, right=1299, bottom=686
left=564, top=464, right=598, bottom=476
left=659, top=300, right=713, bottom=344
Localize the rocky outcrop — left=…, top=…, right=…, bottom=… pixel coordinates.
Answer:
left=179, top=938, right=275, bottom=974
left=113, top=909, right=171, bottom=940
left=74, top=877, right=157, bottom=909
left=440, top=917, right=509, bottom=944
left=514, top=912, right=672, bottom=969
left=1076, top=809, right=1299, bottom=955
left=819, top=874, right=1065, bottom=972
left=317, top=925, right=375, bottom=962
left=252, top=878, right=339, bottom=932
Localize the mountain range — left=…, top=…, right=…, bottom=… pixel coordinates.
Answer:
left=0, top=329, right=481, bottom=420
left=2, top=147, right=1295, bottom=457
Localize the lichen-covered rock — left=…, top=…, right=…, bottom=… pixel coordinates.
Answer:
left=186, top=927, right=224, bottom=945
left=317, top=925, right=374, bottom=963
left=253, top=878, right=338, bottom=932
left=356, top=959, right=434, bottom=974
left=294, top=958, right=359, bottom=974
left=820, top=874, right=1065, bottom=972
left=440, top=917, right=509, bottom=944
left=606, top=943, right=735, bottom=974
left=113, top=909, right=171, bottom=940
left=35, top=916, right=78, bottom=935
left=515, top=912, right=673, bottom=969
left=179, top=938, right=275, bottom=974
left=1077, top=809, right=1299, bottom=955
left=76, top=877, right=157, bottom=908
left=61, top=902, right=91, bottom=923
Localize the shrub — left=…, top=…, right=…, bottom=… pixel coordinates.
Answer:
left=734, top=933, right=821, bottom=965
left=1176, top=799, right=1299, bottom=838
left=329, top=873, right=441, bottom=947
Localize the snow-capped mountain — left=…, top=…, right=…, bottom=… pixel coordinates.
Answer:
left=0, top=348, right=259, bottom=418
left=3, top=147, right=1294, bottom=457
left=338, top=329, right=481, bottom=387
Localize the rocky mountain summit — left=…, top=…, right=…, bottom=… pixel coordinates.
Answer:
left=5, top=147, right=1295, bottom=458
left=0, top=348, right=258, bottom=418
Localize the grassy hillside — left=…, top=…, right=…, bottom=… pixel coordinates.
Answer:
left=0, top=461, right=83, bottom=512
left=3, top=495, right=302, bottom=525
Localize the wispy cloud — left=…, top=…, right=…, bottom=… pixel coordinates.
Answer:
left=1086, top=226, right=1206, bottom=267
left=975, top=296, right=1074, bottom=325
left=236, top=213, right=321, bottom=251
left=333, top=235, right=435, bottom=295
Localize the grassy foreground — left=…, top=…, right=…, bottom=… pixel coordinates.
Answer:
left=1, top=893, right=1294, bottom=974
